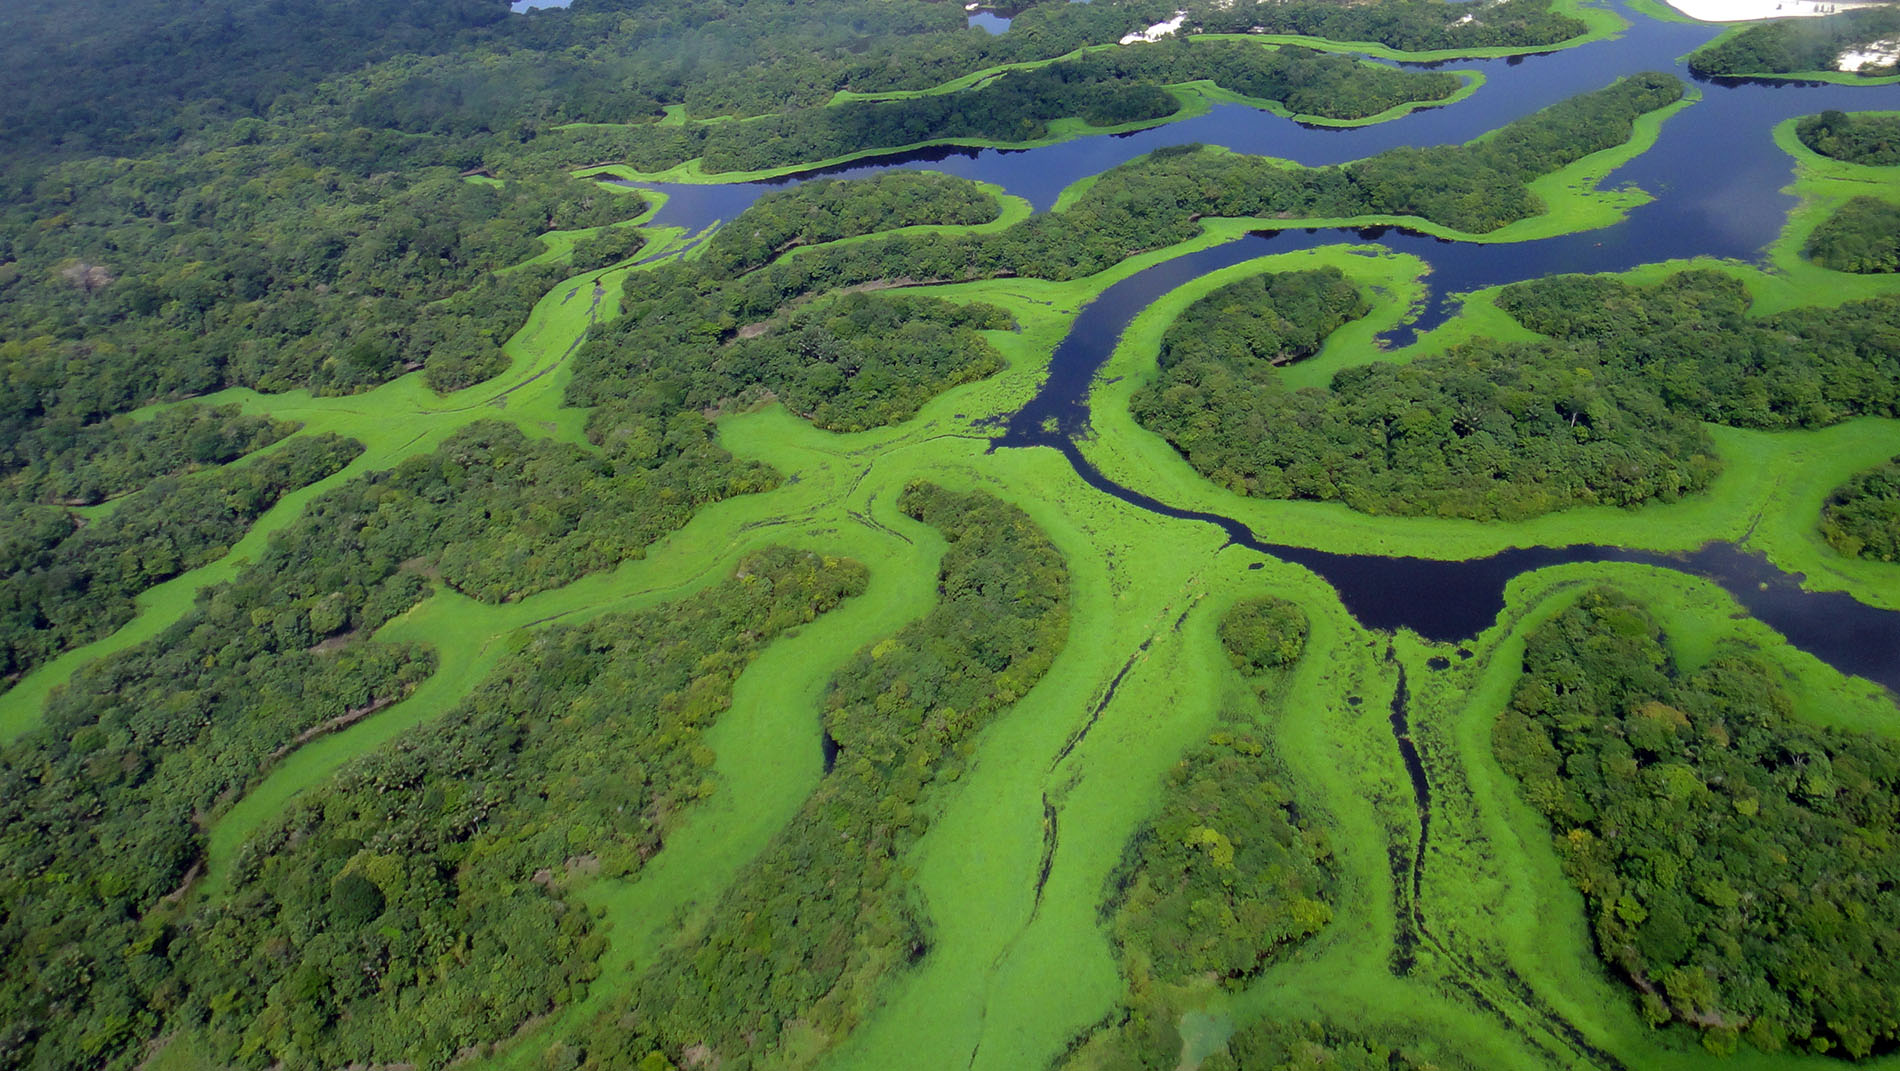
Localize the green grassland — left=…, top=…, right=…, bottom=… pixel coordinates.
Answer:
left=25, top=60, right=1900, bottom=1071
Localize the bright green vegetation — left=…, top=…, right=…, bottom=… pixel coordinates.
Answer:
left=548, top=41, right=1464, bottom=175
left=183, top=549, right=867, bottom=1070
left=1806, top=197, right=1900, bottom=273
left=1495, top=587, right=1900, bottom=1058
left=1068, top=596, right=1341, bottom=1069
left=1821, top=458, right=1900, bottom=560
left=0, top=433, right=362, bottom=687
left=1797, top=110, right=1900, bottom=167
left=1110, top=598, right=1329, bottom=989
left=568, top=483, right=1071, bottom=1069
left=1688, top=8, right=1900, bottom=80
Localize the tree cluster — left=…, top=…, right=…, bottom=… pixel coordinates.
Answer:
left=565, top=483, right=1071, bottom=1070
left=1821, top=457, right=1900, bottom=560
left=550, top=40, right=1463, bottom=176
left=571, top=259, right=1016, bottom=437
left=1133, top=268, right=1720, bottom=521
left=1, top=149, right=647, bottom=449
left=697, top=171, right=1003, bottom=278
left=2, top=403, right=291, bottom=507
left=1689, top=8, right=1900, bottom=78
left=0, top=417, right=770, bottom=1069
left=184, top=548, right=867, bottom=1069
left=1495, top=588, right=1900, bottom=1057
left=1498, top=268, right=1900, bottom=429
left=0, top=433, right=362, bottom=688
left=1805, top=196, right=1900, bottom=274
left=1798, top=109, right=1900, bottom=167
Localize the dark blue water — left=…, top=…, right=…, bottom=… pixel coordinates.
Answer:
left=988, top=261, right=1900, bottom=686
left=968, top=11, right=1013, bottom=34
left=603, top=5, right=1900, bottom=680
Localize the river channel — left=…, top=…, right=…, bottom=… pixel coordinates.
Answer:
left=610, top=2, right=1900, bottom=686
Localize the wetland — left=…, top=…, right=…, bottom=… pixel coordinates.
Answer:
left=5, top=0, right=1900, bottom=1069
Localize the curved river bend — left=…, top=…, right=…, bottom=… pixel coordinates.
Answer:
left=609, top=2, right=1900, bottom=687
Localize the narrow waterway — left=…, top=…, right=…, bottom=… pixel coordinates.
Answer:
left=987, top=251, right=1900, bottom=688
left=605, top=3, right=1900, bottom=684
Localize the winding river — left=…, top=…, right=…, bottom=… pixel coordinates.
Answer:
left=613, top=2, right=1900, bottom=686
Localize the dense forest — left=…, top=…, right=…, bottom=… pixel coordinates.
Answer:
left=1821, top=457, right=1900, bottom=560
left=544, top=41, right=1464, bottom=175
left=1131, top=267, right=1719, bottom=521
left=1, top=155, right=648, bottom=456
left=1798, top=109, right=1900, bottom=166
left=0, top=417, right=780, bottom=1069
left=1068, top=597, right=1367, bottom=1070
left=1497, top=269, right=1900, bottom=429
left=1495, top=589, right=1900, bottom=1057
left=1806, top=196, right=1900, bottom=273
left=1134, top=263, right=1900, bottom=521
left=187, top=547, right=868, bottom=1069
left=0, top=433, right=363, bottom=688
left=567, top=484, right=1071, bottom=1070
left=695, top=172, right=1003, bottom=278
left=9, top=0, right=1900, bottom=1067
left=1688, top=7, right=1900, bottom=77
left=0, top=0, right=510, bottom=163
left=1, top=404, right=293, bottom=507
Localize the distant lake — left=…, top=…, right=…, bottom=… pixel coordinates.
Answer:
left=512, top=0, right=572, bottom=11
left=968, top=11, right=1012, bottom=33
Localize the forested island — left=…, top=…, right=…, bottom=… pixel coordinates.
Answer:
left=3, top=1, right=1900, bottom=1070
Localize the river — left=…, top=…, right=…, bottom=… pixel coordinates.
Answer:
left=607, top=2, right=1900, bottom=685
